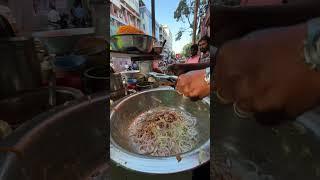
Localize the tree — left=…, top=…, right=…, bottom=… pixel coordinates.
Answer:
left=181, top=42, right=192, bottom=58
left=174, top=0, right=208, bottom=41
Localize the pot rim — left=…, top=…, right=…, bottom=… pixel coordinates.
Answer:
left=84, top=66, right=109, bottom=80
left=0, top=92, right=109, bottom=179
left=0, top=92, right=108, bottom=148
left=110, top=87, right=210, bottom=174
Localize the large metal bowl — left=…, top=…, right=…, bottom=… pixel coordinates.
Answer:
left=32, top=28, right=95, bottom=55
left=0, top=93, right=109, bottom=180
left=110, top=34, right=155, bottom=53
left=110, top=87, right=210, bottom=174
left=212, top=94, right=320, bottom=180
left=0, top=86, right=84, bottom=129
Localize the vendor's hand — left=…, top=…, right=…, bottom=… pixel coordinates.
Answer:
left=167, top=64, right=187, bottom=76
left=215, top=23, right=320, bottom=117
left=176, top=69, right=210, bottom=99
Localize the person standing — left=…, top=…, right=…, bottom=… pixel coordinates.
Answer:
left=198, top=35, right=211, bottom=63
left=186, top=44, right=200, bottom=64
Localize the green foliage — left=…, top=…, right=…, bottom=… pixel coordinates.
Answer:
left=181, top=42, right=192, bottom=58
left=175, top=27, right=192, bottom=41
left=174, top=0, right=191, bottom=23
left=174, top=0, right=208, bottom=41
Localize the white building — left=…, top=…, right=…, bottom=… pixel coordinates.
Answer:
left=139, top=0, right=159, bottom=40
left=110, top=0, right=141, bottom=36
left=159, top=24, right=172, bottom=56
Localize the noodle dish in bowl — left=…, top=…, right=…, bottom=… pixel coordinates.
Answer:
left=110, top=87, right=210, bottom=174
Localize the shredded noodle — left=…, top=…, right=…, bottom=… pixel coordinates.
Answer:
left=129, top=107, right=198, bottom=156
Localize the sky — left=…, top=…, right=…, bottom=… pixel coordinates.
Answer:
left=144, top=0, right=192, bottom=54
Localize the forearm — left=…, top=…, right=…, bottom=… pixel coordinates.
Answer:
left=182, top=62, right=210, bottom=72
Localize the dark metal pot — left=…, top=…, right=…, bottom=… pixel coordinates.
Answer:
left=0, top=87, right=84, bottom=129
left=0, top=93, right=109, bottom=180
left=0, top=37, right=41, bottom=99
left=212, top=94, right=320, bottom=180
left=136, top=81, right=157, bottom=91
left=83, top=66, right=108, bottom=94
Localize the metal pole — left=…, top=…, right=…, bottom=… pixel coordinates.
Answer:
left=151, top=0, right=155, bottom=38
left=193, top=0, right=200, bottom=44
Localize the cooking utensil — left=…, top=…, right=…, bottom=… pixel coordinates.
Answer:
left=162, top=40, right=167, bottom=48
left=110, top=73, right=126, bottom=101
left=0, top=86, right=84, bottom=129
left=136, top=81, right=156, bottom=91
left=153, top=40, right=166, bottom=55
left=212, top=93, right=320, bottom=180
left=110, top=34, right=156, bottom=53
left=120, top=70, right=145, bottom=83
left=110, top=73, right=125, bottom=92
left=83, top=66, right=108, bottom=94
left=32, top=28, right=95, bottom=55
left=110, top=87, right=210, bottom=174
left=0, top=37, right=41, bottom=99
left=148, top=72, right=178, bottom=87
left=138, top=61, right=153, bottom=74
left=0, top=93, right=110, bottom=180
left=148, top=72, right=178, bottom=80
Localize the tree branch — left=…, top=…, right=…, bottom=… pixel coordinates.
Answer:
left=186, top=15, right=192, bottom=28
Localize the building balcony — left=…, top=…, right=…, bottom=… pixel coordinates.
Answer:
left=120, top=1, right=140, bottom=19
left=110, top=14, right=127, bottom=26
